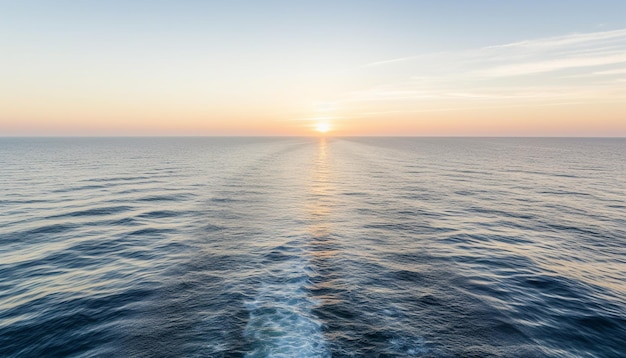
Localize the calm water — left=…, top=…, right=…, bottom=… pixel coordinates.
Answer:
left=1, top=137, right=625, bottom=357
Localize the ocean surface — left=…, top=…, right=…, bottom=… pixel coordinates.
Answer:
left=1, top=137, right=625, bottom=357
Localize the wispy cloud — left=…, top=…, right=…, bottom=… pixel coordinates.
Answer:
left=361, top=56, right=422, bottom=68
left=487, top=28, right=626, bottom=50
left=593, top=68, right=626, bottom=75
left=363, top=28, right=626, bottom=75
left=480, top=53, right=626, bottom=77
left=477, top=29, right=626, bottom=77
left=337, top=29, right=626, bottom=117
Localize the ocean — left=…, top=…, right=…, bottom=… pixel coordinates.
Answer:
left=1, top=137, right=624, bottom=357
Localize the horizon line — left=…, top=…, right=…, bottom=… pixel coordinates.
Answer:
left=1, top=135, right=624, bottom=139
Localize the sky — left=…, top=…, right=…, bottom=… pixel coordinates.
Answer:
left=1, top=0, right=626, bottom=136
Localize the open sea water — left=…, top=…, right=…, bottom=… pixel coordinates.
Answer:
left=0, top=137, right=625, bottom=357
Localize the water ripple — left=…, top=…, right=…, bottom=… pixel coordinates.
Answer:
left=1, top=137, right=625, bottom=357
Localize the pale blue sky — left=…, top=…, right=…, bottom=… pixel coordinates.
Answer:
left=4, top=1, right=625, bottom=56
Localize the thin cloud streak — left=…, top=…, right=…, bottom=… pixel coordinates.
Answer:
left=361, top=56, right=422, bottom=68
left=337, top=29, right=626, bottom=122
left=487, top=28, right=626, bottom=50
left=594, top=68, right=626, bottom=75
left=481, top=53, right=626, bottom=77
left=362, top=28, right=626, bottom=69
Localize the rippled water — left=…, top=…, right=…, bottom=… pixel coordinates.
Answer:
left=1, top=137, right=625, bottom=357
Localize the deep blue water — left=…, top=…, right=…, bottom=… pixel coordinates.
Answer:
left=1, top=137, right=625, bottom=357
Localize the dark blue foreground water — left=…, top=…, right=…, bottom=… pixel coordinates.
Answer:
left=1, top=137, right=624, bottom=357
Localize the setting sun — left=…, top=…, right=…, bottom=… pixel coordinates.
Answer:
left=315, top=122, right=331, bottom=133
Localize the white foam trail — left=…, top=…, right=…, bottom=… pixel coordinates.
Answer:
left=244, top=256, right=330, bottom=358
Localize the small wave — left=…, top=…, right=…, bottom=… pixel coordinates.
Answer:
left=47, top=206, right=132, bottom=219
left=10, top=223, right=78, bottom=239
left=125, top=227, right=173, bottom=236
left=83, top=175, right=153, bottom=182
left=51, top=184, right=108, bottom=193
left=136, top=194, right=187, bottom=202
left=388, top=336, right=429, bottom=357
left=138, top=210, right=184, bottom=219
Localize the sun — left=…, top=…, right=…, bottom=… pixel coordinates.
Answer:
left=315, top=122, right=331, bottom=133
